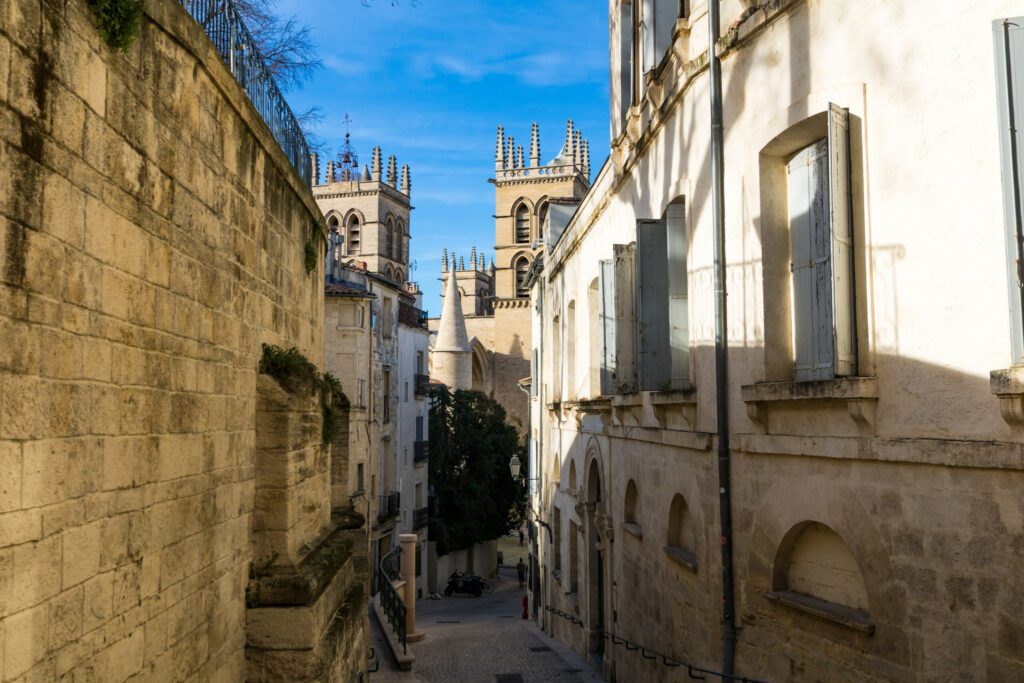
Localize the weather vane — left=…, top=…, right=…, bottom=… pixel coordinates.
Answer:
left=336, top=114, right=359, bottom=180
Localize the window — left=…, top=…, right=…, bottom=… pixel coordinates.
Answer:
left=553, top=506, right=562, bottom=574
left=566, top=301, right=576, bottom=399
left=787, top=105, right=855, bottom=381
left=588, top=279, right=601, bottom=396
left=665, top=493, right=696, bottom=571
left=537, top=202, right=549, bottom=233
left=769, top=522, right=872, bottom=632
left=397, top=220, right=406, bottom=262
left=415, top=482, right=423, bottom=508
left=552, top=313, right=562, bottom=400
left=415, top=415, right=424, bottom=442
left=567, top=459, right=576, bottom=493
left=355, top=305, right=365, bottom=328
left=356, top=462, right=365, bottom=492
left=616, top=0, right=634, bottom=131
left=623, top=479, right=641, bottom=538
left=347, top=215, right=360, bottom=254
left=386, top=218, right=396, bottom=259
left=382, top=299, right=393, bottom=338
left=569, top=519, right=579, bottom=593
left=996, top=18, right=1024, bottom=362
left=645, top=0, right=684, bottom=73
left=515, top=256, right=531, bottom=298
left=383, top=368, right=391, bottom=423
left=416, top=351, right=424, bottom=374
left=404, top=381, right=409, bottom=402
left=515, top=205, right=530, bottom=243
left=357, top=379, right=366, bottom=407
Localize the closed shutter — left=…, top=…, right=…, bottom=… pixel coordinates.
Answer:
left=995, top=18, right=1024, bottom=362
left=666, top=203, right=690, bottom=388
left=828, top=104, right=856, bottom=376
left=614, top=243, right=638, bottom=393
left=788, top=139, right=831, bottom=381
left=599, top=259, right=617, bottom=394
left=637, top=219, right=670, bottom=391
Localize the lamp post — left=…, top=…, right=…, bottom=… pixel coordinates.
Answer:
left=509, top=453, right=522, bottom=479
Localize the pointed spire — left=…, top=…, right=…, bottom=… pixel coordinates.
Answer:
left=489, top=258, right=495, bottom=274
left=507, top=135, right=516, bottom=169
left=442, top=248, right=448, bottom=272
left=495, top=125, right=506, bottom=172
left=458, top=255, right=465, bottom=270
left=435, top=258, right=472, bottom=389
left=517, top=145, right=524, bottom=170
left=574, top=129, right=582, bottom=167
left=360, top=164, right=371, bottom=181
left=479, top=253, right=485, bottom=271
left=530, top=122, right=540, bottom=168
left=310, top=152, right=320, bottom=186
left=371, top=146, right=382, bottom=182
left=387, top=155, right=398, bottom=186
left=400, top=164, right=410, bottom=195
left=326, top=160, right=335, bottom=183
left=564, top=119, right=575, bottom=162
left=582, top=139, right=591, bottom=177
left=470, top=246, right=477, bottom=268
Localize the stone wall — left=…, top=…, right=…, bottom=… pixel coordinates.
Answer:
left=0, top=0, right=364, bottom=680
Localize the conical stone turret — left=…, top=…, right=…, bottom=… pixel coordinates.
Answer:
left=433, top=263, right=472, bottom=390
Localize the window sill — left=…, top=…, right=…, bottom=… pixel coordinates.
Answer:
left=663, top=546, right=698, bottom=573
left=990, top=366, right=1024, bottom=436
left=610, top=389, right=698, bottom=430
left=622, top=522, right=643, bottom=540
left=741, top=377, right=878, bottom=435
left=764, top=590, right=875, bottom=635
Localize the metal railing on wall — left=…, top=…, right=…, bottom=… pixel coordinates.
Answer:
left=377, top=546, right=407, bottom=653
left=179, top=0, right=311, bottom=185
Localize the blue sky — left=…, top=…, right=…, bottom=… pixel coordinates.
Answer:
left=278, top=0, right=610, bottom=315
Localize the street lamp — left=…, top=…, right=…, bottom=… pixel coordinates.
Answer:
left=509, top=454, right=522, bottom=479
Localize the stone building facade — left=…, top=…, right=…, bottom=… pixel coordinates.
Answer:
left=528, top=1, right=1024, bottom=682
left=429, top=122, right=591, bottom=434
left=316, top=162, right=430, bottom=596
left=0, top=0, right=368, bottom=681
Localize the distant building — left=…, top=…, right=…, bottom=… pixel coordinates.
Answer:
left=315, top=145, right=431, bottom=594
left=429, top=120, right=592, bottom=433
left=528, top=2, right=1024, bottom=682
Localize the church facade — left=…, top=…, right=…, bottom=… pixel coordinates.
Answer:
left=429, top=121, right=592, bottom=433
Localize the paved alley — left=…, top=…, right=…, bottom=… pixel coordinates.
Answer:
left=370, top=567, right=603, bottom=683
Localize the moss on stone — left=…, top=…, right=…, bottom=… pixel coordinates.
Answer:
left=86, top=0, right=144, bottom=51
left=258, top=344, right=347, bottom=444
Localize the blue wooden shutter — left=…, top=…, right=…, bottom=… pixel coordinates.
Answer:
left=637, top=219, right=670, bottom=391
left=614, top=243, right=638, bottom=393
left=600, top=259, right=617, bottom=394
left=666, top=203, right=689, bottom=388
left=828, top=104, right=856, bottom=376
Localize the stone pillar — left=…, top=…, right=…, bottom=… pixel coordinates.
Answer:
left=401, top=534, right=425, bottom=641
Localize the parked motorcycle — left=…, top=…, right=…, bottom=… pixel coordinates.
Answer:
left=444, top=571, right=488, bottom=597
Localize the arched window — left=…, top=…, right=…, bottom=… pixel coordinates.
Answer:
left=346, top=215, right=360, bottom=254
left=537, top=201, right=549, bottom=233
left=515, top=256, right=530, bottom=298
left=623, top=480, right=641, bottom=538
left=567, top=459, right=577, bottom=494
left=666, top=494, right=697, bottom=571
left=386, top=217, right=395, bottom=260
left=770, top=522, right=871, bottom=631
left=514, top=204, right=530, bottom=243
left=567, top=300, right=576, bottom=399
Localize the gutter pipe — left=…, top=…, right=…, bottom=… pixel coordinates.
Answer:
left=709, top=0, right=737, bottom=675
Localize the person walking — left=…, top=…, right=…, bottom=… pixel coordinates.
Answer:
left=518, top=528, right=524, bottom=546
left=516, top=558, right=526, bottom=588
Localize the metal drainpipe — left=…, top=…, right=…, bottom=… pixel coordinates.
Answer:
left=708, top=0, right=737, bottom=676
left=1003, top=20, right=1024, bottom=358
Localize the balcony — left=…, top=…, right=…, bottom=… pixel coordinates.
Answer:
left=414, top=441, right=429, bottom=464
left=378, top=492, right=400, bottom=524
left=415, top=374, right=431, bottom=397
left=413, top=507, right=429, bottom=530
left=399, top=301, right=429, bottom=330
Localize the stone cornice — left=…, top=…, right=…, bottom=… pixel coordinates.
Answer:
left=493, top=298, right=530, bottom=309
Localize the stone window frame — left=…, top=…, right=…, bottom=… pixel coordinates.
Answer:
left=622, top=478, right=642, bottom=539
left=664, top=493, right=697, bottom=572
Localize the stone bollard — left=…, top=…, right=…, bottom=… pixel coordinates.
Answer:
left=401, top=534, right=425, bottom=641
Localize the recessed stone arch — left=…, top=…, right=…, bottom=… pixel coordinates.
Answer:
left=773, top=521, right=870, bottom=612
left=624, top=479, right=639, bottom=524
left=469, top=337, right=491, bottom=396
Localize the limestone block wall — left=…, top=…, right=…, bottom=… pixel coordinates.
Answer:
left=0, top=0, right=332, bottom=680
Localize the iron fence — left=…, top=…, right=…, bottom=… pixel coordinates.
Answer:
left=413, top=440, right=429, bottom=463
left=413, top=507, right=428, bottom=530
left=179, top=0, right=311, bottom=185
left=377, top=546, right=407, bottom=653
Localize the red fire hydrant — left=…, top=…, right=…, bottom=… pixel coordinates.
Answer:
left=521, top=594, right=529, bottom=620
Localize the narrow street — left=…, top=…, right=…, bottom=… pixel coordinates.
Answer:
left=371, top=567, right=604, bottom=683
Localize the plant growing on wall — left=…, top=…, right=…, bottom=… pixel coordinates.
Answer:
left=428, top=384, right=527, bottom=556
left=86, top=0, right=144, bottom=51
left=258, top=344, right=347, bottom=443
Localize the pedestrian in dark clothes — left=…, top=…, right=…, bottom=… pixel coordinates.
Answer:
left=516, top=558, right=526, bottom=588
left=518, top=529, right=524, bottom=545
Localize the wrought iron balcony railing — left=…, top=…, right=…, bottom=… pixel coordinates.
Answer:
left=180, top=0, right=310, bottom=184
left=376, top=546, right=406, bottom=653
left=378, top=492, right=400, bottom=524
left=414, top=374, right=430, bottom=397
left=413, top=507, right=428, bottom=530
left=413, top=440, right=429, bottom=463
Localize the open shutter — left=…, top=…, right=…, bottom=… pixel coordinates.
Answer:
left=637, top=219, right=670, bottom=391
left=828, top=104, right=856, bottom=376
left=642, top=0, right=656, bottom=73
left=666, top=203, right=690, bottom=388
left=599, top=259, right=617, bottom=394
left=614, top=243, right=638, bottom=393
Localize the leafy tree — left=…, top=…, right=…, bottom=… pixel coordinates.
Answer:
left=428, top=385, right=527, bottom=556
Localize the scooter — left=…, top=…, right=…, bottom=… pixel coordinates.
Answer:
left=444, top=571, right=488, bottom=597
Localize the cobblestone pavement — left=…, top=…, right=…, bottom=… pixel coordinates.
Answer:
left=370, top=567, right=603, bottom=683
